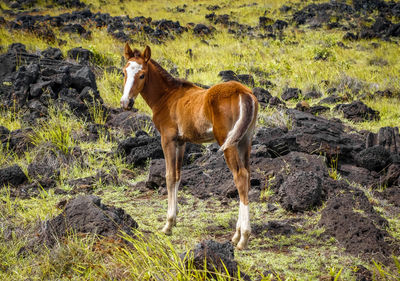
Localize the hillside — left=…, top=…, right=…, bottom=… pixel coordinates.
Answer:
left=0, top=0, right=400, bottom=280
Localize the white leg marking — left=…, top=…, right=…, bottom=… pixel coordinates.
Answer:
left=237, top=202, right=251, bottom=249
left=232, top=203, right=241, bottom=244
left=121, top=61, right=142, bottom=108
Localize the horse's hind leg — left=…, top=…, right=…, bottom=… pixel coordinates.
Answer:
left=223, top=145, right=251, bottom=250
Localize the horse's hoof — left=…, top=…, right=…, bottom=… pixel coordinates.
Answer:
left=232, top=232, right=240, bottom=245
left=161, top=226, right=172, bottom=236
left=236, top=239, right=248, bottom=250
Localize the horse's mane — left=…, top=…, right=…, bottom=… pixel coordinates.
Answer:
left=150, top=59, right=194, bottom=88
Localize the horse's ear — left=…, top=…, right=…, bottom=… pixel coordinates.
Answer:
left=124, top=43, right=134, bottom=60
left=143, top=46, right=151, bottom=63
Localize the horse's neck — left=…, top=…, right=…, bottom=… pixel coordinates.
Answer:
left=141, top=62, right=173, bottom=110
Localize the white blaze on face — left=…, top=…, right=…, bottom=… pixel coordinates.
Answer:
left=121, top=61, right=142, bottom=108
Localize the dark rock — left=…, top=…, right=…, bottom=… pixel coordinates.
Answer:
left=193, top=24, right=213, bottom=35
left=237, top=74, right=254, bottom=87
left=7, top=128, right=34, bottom=154
left=41, top=47, right=63, bottom=60
left=218, top=70, right=239, bottom=82
left=67, top=169, right=119, bottom=192
left=278, top=171, right=324, bottom=212
left=35, top=195, right=138, bottom=247
left=206, top=5, right=220, bottom=11
left=378, top=163, right=400, bottom=188
left=304, top=90, right=322, bottom=99
left=107, top=111, right=157, bottom=136
left=343, top=32, right=359, bottom=41
left=319, top=95, right=342, bottom=104
left=117, top=131, right=163, bottom=167
left=280, top=5, right=292, bottom=13
left=273, top=20, right=288, bottom=30
left=281, top=88, right=301, bottom=101
left=146, top=159, right=165, bottom=189
left=28, top=154, right=60, bottom=181
left=339, top=164, right=379, bottom=187
left=252, top=87, right=272, bottom=107
left=366, top=126, right=400, bottom=154
left=353, top=0, right=386, bottom=12
left=70, top=66, right=97, bottom=91
left=61, top=23, right=86, bottom=35
left=67, top=47, right=94, bottom=64
left=293, top=2, right=354, bottom=27
left=356, top=146, right=391, bottom=171
left=334, top=101, right=380, bottom=122
left=254, top=110, right=365, bottom=163
left=353, top=265, right=373, bottom=281
left=0, top=126, right=10, bottom=143
left=181, top=240, right=240, bottom=278
left=308, top=105, right=330, bottom=115
left=375, top=186, right=400, bottom=207
left=259, top=16, right=274, bottom=27
left=0, top=164, right=28, bottom=187
left=7, top=43, right=27, bottom=54
left=319, top=190, right=392, bottom=262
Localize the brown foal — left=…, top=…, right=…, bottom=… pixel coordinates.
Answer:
left=121, top=44, right=258, bottom=249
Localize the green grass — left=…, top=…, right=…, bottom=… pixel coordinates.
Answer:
left=1, top=0, right=400, bottom=280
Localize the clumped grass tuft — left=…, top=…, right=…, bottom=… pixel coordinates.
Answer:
left=30, top=106, right=82, bottom=154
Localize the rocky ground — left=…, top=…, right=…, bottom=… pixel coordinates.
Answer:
left=1, top=0, right=400, bottom=280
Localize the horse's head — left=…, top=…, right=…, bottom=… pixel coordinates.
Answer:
left=121, top=43, right=151, bottom=110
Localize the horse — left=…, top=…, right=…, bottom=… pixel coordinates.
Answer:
left=121, top=44, right=258, bottom=249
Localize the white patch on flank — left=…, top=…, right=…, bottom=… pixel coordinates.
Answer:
left=220, top=95, right=245, bottom=151
left=121, top=61, right=142, bottom=107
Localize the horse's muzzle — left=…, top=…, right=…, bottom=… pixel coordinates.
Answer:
left=120, top=98, right=134, bottom=110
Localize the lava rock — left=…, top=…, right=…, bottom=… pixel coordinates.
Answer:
left=218, top=70, right=239, bottom=82
left=67, top=47, right=94, bottom=64
left=278, top=171, right=324, bottom=212
left=193, top=24, right=213, bottom=35
left=319, top=190, right=392, bottom=262
left=281, top=88, right=301, bottom=101
left=35, top=195, right=138, bottom=247
left=334, top=101, right=380, bottom=122
left=181, top=240, right=241, bottom=278
left=356, top=146, right=391, bottom=172
left=41, top=47, right=63, bottom=60
left=0, top=164, right=28, bottom=187
left=366, top=126, right=400, bottom=154
left=117, top=131, right=163, bottom=167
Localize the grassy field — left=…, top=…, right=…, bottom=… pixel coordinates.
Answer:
left=1, top=0, right=400, bottom=280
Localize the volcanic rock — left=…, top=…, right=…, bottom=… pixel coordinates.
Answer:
left=117, top=131, right=163, bottom=167
left=67, top=47, right=94, bottom=64
left=181, top=240, right=241, bottom=278
left=319, top=189, right=392, bottom=262
left=335, top=101, right=380, bottom=122
left=35, top=195, right=138, bottom=247
left=281, top=88, right=301, bottom=101
left=355, top=145, right=391, bottom=171
left=278, top=171, right=324, bottom=212
left=0, top=164, right=28, bottom=187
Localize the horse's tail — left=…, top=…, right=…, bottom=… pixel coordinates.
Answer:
left=219, top=93, right=257, bottom=151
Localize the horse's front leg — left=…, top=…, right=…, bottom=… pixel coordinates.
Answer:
left=161, top=137, right=178, bottom=235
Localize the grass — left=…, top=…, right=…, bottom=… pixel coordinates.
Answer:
left=1, top=0, right=400, bottom=280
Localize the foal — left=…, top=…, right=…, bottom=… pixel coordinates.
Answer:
left=121, top=44, right=258, bottom=249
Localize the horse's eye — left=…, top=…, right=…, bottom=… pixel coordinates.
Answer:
left=139, top=74, right=145, bottom=79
